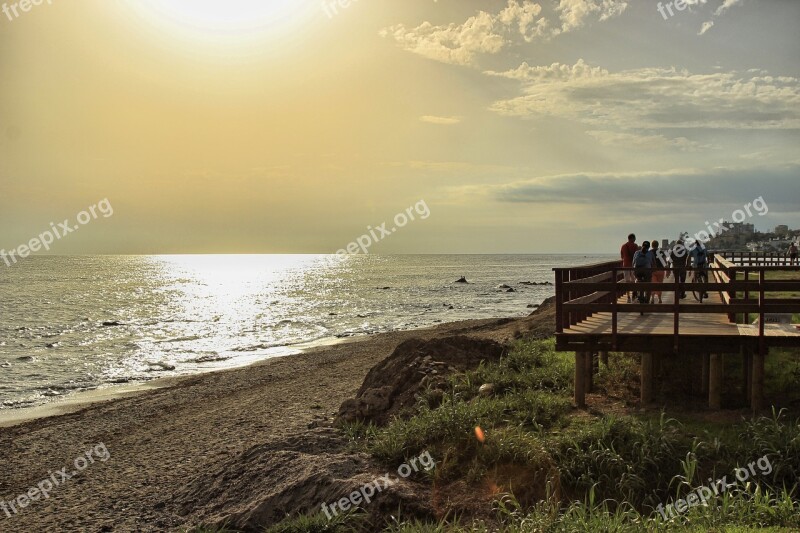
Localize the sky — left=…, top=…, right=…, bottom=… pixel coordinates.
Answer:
left=0, top=0, right=798, bottom=254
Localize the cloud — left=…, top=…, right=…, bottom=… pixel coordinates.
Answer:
left=379, top=1, right=544, bottom=66
left=459, top=164, right=800, bottom=215
left=555, top=0, right=628, bottom=34
left=714, top=0, right=745, bottom=16
left=698, top=21, right=714, bottom=35
left=699, top=0, right=745, bottom=35
left=420, top=115, right=462, bottom=125
left=485, top=58, right=608, bottom=81
left=380, top=0, right=626, bottom=66
left=486, top=59, right=800, bottom=131
left=585, top=130, right=712, bottom=151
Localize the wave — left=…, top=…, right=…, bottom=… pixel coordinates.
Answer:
left=156, top=335, right=203, bottom=344
left=230, top=342, right=287, bottom=352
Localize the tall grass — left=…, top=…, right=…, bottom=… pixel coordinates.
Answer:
left=276, top=339, right=800, bottom=532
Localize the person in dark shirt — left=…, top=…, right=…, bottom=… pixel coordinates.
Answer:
left=632, top=241, right=653, bottom=307
left=649, top=239, right=668, bottom=303
left=669, top=237, right=689, bottom=299
left=620, top=233, right=638, bottom=303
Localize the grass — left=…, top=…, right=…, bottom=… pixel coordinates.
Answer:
left=265, top=339, right=800, bottom=532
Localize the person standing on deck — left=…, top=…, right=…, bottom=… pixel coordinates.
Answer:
left=649, top=239, right=668, bottom=304
left=789, top=241, right=798, bottom=266
left=620, top=233, right=639, bottom=303
left=632, top=241, right=653, bottom=307
left=690, top=241, right=710, bottom=299
left=668, top=237, right=689, bottom=300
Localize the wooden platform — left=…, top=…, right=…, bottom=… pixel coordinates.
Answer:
left=553, top=253, right=800, bottom=411
left=562, top=278, right=799, bottom=337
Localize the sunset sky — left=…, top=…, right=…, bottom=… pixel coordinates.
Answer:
left=1, top=0, right=798, bottom=254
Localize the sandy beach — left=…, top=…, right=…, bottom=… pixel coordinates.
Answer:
left=0, top=310, right=551, bottom=532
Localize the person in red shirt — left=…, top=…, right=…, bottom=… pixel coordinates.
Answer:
left=620, top=233, right=639, bottom=303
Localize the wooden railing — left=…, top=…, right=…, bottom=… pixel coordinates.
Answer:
left=554, top=252, right=800, bottom=353
left=714, top=250, right=798, bottom=266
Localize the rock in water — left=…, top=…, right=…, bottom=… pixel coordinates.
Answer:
left=454, top=276, right=468, bottom=283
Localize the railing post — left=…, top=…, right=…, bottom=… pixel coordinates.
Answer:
left=673, top=266, right=681, bottom=353
left=742, top=268, right=748, bottom=324
left=758, top=269, right=765, bottom=336
left=728, top=266, right=737, bottom=323
left=612, top=267, right=618, bottom=350
left=555, top=269, right=564, bottom=333
left=753, top=259, right=768, bottom=415
left=568, top=269, right=575, bottom=326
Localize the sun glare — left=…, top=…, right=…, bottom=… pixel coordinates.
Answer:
left=132, top=0, right=303, bottom=36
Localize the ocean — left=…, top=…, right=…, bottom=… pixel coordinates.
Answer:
left=0, top=254, right=611, bottom=411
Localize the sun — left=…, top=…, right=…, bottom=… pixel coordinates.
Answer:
left=132, top=0, right=301, bottom=35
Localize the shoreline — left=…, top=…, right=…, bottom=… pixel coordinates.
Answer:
left=0, top=316, right=518, bottom=429
left=0, top=311, right=545, bottom=531
left=0, top=306, right=545, bottom=429
left=0, top=328, right=379, bottom=428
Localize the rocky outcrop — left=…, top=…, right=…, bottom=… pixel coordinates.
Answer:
left=336, top=336, right=507, bottom=425
left=174, top=428, right=434, bottom=532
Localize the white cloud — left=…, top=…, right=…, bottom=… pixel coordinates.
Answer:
left=380, top=0, right=626, bottom=66
left=420, top=115, right=462, bottom=125
left=486, top=59, right=800, bottom=130
left=699, top=0, right=745, bottom=35
left=485, top=58, right=608, bottom=81
left=379, top=1, right=544, bottom=66
left=555, top=0, right=628, bottom=34
left=714, top=0, right=745, bottom=16
left=698, top=21, right=714, bottom=35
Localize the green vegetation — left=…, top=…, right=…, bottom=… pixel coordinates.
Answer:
left=270, top=339, right=800, bottom=532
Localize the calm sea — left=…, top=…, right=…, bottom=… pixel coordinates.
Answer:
left=0, top=254, right=611, bottom=410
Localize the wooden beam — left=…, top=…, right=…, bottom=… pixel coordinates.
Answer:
left=701, top=353, right=710, bottom=395
left=641, top=352, right=653, bottom=406
left=600, top=350, right=609, bottom=367
left=575, top=352, right=586, bottom=408
left=709, top=353, right=723, bottom=410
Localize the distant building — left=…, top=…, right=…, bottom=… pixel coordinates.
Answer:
left=775, top=225, right=790, bottom=235
left=721, top=221, right=754, bottom=235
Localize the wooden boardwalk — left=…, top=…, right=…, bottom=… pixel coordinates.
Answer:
left=553, top=252, right=800, bottom=411
left=562, top=279, right=800, bottom=339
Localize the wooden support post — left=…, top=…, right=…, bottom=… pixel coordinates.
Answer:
left=575, top=352, right=587, bottom=408
left=751, top=349, right=764, bottom=413
left=701, top=353, right=710, bottom=395
left=744, top=348, right=752, bottom=402
left=585, top=351, right=594, bottom=394
left=709, top=353, right=723, bottom=410
left=641, top=352, right=653, bottom=406
left=600, top=351, right=609, bottom=367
